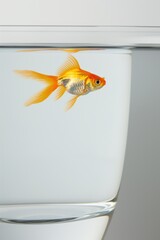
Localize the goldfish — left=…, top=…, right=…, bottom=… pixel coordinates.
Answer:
left=15, top=55, right=106, bottom=110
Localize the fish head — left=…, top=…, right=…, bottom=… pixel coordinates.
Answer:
left=90, top=74, right=106, bottom=91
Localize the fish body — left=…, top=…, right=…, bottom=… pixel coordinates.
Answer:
left=58, top=69, right=98, bottom=96
left=58, top=69, right=87, bottom=95
left=15, top=55, right=106, bottom=110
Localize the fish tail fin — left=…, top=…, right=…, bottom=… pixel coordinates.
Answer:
left=25, top=85, right=57, bottom=106
left=15, top=70, right=57, bottom=85
left=15, top=70, right=58, bottom=106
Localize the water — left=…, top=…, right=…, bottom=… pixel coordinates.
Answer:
left=0, top=47, right=131, bottom=239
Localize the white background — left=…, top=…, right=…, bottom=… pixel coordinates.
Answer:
left=0, top=0, right=160, bottom=26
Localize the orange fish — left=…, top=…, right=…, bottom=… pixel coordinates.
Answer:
left=15, top=55, right=106, bottom=110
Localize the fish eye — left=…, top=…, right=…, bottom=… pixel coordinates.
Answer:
left=95, top=79, right=101, bottom=85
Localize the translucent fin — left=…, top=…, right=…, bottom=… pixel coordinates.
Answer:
left=65, top=95, right=79, bottom=111
left=25, top=85, right=56, bottom=106
left=17, top=48, right=87, bottom=53
left=15, top=70, right=56, bottom=85
left=57, top=55, right=80, bottom=76
left=17, top=48, right=50, bottom=52
left=55, top=86, right=66, bottom=100
left=64, top=49, right=80, bottom=53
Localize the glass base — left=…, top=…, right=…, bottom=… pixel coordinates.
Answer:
left=0, top=202, right=115, bottom=240
left=0, top=215, right=111, bottom=240
left=0, top=201, right=116, bottom=224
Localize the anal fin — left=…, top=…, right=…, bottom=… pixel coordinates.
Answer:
left=65, top=95, right=79, bottom=111
left=55, top=86, right=66, bottom=100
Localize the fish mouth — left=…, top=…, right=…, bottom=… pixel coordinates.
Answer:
left=102, top=78, right=106, bottom=86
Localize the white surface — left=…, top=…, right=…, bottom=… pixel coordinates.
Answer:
left=0, top=49, right=131, bottom=203
left=0, top=0, right=160, bottom=26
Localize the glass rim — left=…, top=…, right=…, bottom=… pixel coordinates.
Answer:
left=0, top=26, right=160, bottom=48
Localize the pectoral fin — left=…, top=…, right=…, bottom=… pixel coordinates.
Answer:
left=65, top=95, right=79, bottom=111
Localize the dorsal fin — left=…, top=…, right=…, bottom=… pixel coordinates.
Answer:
left=57, top=55, right=80, bottom=76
